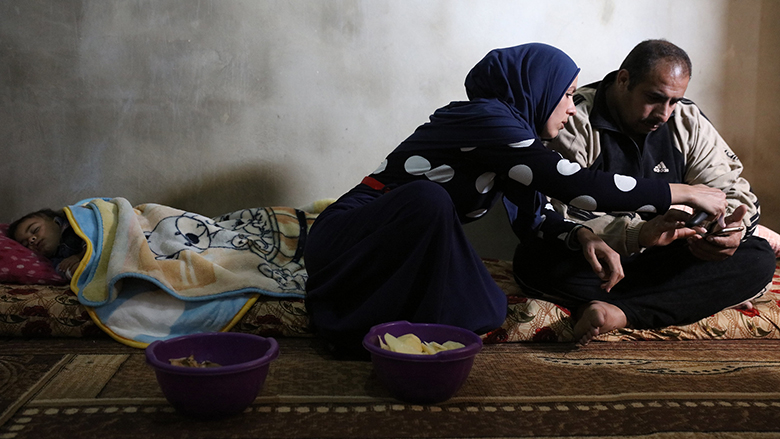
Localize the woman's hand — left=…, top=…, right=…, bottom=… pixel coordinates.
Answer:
left=669, top=184, right=727, bottom=221
left=576, top=227, right=624, bottom=292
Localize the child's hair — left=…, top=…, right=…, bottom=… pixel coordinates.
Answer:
left=7, top=209, right=61, bottom=239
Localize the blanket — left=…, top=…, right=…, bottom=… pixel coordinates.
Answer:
left=65, top=197, right=321, bottom=348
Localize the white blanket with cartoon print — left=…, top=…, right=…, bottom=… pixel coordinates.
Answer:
left=65, top=197, right=319, bottom=348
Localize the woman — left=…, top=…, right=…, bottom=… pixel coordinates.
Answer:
left=304, top=43, right=725, bottom=356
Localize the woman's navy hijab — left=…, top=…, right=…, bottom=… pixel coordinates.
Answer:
left=399, top=43, right=580, bottom=149
left=465, top=43, right=580, bottom=137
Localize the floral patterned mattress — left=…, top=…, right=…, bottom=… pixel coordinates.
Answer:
left=2, top=259, right=778, bottom=343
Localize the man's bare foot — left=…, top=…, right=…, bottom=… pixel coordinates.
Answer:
left=728, top=290, right=765, bottom=311
left=729, top=300, right=754, bottom=311
left=573, top=301, right=628, bottom=346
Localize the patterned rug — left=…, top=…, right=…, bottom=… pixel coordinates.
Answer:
left=2, top=336, right=780, bottom=438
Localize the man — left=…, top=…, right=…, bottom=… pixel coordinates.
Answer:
left=510, top=39, right=777, bottom=345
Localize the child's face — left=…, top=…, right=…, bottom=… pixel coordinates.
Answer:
left=13, top=215, right=62, bottom=258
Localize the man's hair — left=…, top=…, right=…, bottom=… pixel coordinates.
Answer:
left=619, top=39, right=692, bottom=90
left=7, top=208, right=60, bottom=239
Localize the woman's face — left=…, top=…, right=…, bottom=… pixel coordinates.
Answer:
left=541, top=75, right=578, bottom=140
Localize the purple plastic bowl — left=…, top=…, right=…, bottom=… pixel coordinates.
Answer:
left=145, top=332, right=279, bottom=416
left=362, top=321, right=483, bottom=404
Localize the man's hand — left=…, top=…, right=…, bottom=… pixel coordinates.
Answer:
left=686, top=205, right=747, bottom=261
left=638, top=209, right=701, bottom=248
left=577, top=227, right=624, bottom=292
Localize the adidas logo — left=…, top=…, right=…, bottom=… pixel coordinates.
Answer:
left=653, top=161, right=670, bottom=173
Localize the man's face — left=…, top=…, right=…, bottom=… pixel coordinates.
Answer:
left=612, top=60, right=690, bottom=135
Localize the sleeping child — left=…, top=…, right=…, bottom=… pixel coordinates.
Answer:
left=7, top=209, right=86, bottom=279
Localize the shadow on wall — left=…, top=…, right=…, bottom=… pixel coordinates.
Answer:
left=160, top=162, right=293, bottom=218
left=163, top=160, right=520, bottom=260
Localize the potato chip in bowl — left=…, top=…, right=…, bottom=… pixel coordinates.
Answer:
left=363, top=321, right=482, bottom=404
left=379, top=333, right=466, bottom=355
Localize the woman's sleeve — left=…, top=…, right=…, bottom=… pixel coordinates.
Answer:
left=473, top=140, right=670, bottom=245
left=477, top=140, right=671, bottom=214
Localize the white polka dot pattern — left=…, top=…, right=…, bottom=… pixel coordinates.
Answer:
left=373, top=160, right=387, bottom=174
left=425, top=165, right=455, bottom=183
left=508, top=139, right=535, bottom=148
left=614, top=174, right=637, bottom=192
left=509, top=164, right=533, bottom=186
left=402, top=155, right=455, bottom=183
left=475, top=172, right=496, bottom=194
left=404, top=156, right=431, bottom=176
left=466, top=209, right=488, bottom=218
left=636, top=205, right=657, bottom=213
left=556, top=159, right=580, bottom=176
left=569, top=195, right=598, bottom=211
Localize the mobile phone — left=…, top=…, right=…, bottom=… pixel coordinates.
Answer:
left=706, top=226, right=744, bottom=237
left=685, top=211, right=709, bottom=228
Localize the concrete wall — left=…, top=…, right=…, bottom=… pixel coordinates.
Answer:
left=1, top=0, right=777, bottom=260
